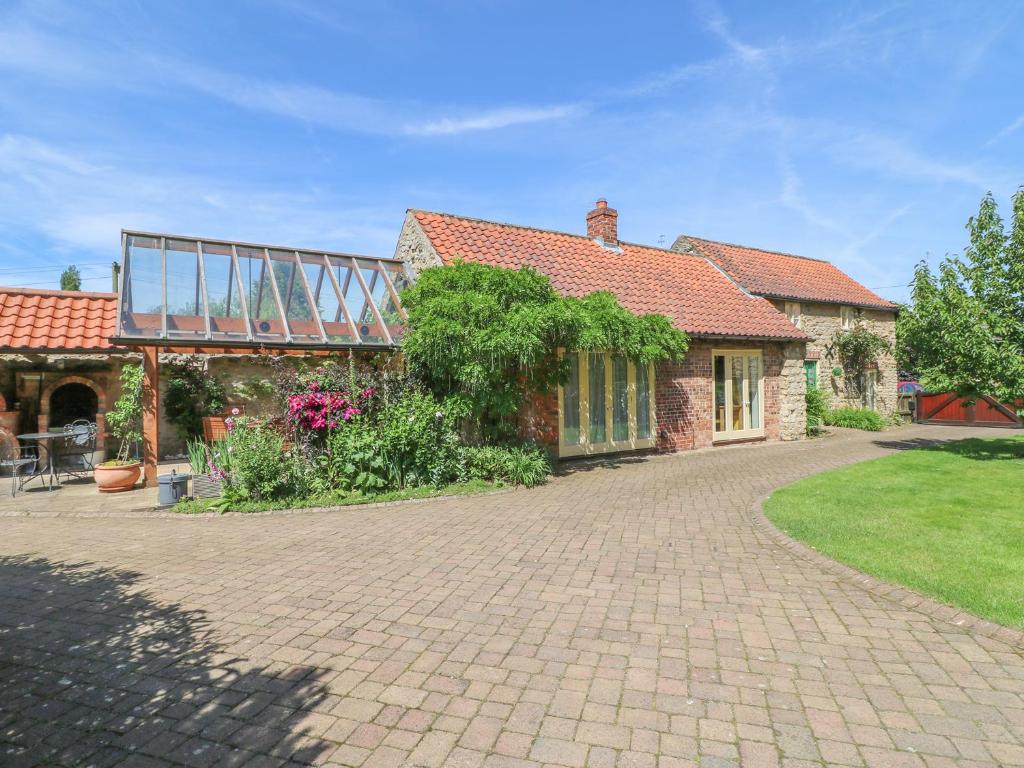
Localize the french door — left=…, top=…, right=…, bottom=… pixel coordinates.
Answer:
left=558, top=351, right=657, bottom=457
left=712, top=350, right=764, bottom=441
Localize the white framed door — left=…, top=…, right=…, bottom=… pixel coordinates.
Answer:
left=712, top=349, right=764, bottom=441
left=558, top=350, right=656, bottom=457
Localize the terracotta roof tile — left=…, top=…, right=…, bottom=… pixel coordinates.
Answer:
left=412, top=211, right=809, bottom=340
left=679, top=236, right=896, bottom=309
left=0, top=287, right=120, bottom=351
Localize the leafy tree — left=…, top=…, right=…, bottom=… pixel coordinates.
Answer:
left=60, top=265, right=81, bottom=291
left=900, top=188, right=1024, bottom=403
left=400, top=261, right=689, bottom=438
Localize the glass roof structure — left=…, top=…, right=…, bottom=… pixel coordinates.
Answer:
left=114, top=231, right=412, bottom=348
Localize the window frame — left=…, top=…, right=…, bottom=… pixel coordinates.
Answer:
left=784, top=301, right=801, bottom=328
left=803, top=360, right=818, bottom=389
left=840, top=305, right=856, bottom=330
left=557, top=350, right=657, bottom=457
left=712, top=348, right=766, bottom=442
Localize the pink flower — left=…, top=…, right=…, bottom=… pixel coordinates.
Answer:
left=230, top=407, right=240, bottom=416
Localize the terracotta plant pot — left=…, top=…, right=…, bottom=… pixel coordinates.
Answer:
left=94, top=462, right=142, bottom=493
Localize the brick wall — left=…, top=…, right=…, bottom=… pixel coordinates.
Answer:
left=654, top=340, right=800, bottom=452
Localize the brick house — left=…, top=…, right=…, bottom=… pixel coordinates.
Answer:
left=672, top=236, right=898, bottom=416
left=395, top=201, right=817, bottom=457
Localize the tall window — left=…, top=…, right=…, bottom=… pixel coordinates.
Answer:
left=840, top=305, right=856, bottom=330
left=712, top=350, right=765, bottom=441
left=784, top=302, right=801, bottom=328
left=559, top=351, right=657, bottom=457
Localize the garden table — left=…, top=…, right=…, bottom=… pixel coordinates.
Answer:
left=16, top=432, right=67, bottom=491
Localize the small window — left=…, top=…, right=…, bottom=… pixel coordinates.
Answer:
left=840, top=305, right=856, bottom=330
left=804, top=360, right=817, bottom=388
left=784, top=302, right=801, bottom=328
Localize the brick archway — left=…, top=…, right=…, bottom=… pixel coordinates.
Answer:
left=38, top=375, right=108, bottom=450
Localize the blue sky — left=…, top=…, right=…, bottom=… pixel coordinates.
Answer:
left=0, top=0, right=1021, bottom=300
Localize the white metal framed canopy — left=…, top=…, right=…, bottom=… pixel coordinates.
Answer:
left=113, top=231, right=412, bottom=349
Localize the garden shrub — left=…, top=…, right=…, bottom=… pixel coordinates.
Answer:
left=374, top=391, right=466, bottom=488
left=463, top=444, right=551, bottom=487
left=221, top=417, right=293, bottom=501
left=824, top=407, right=886, bottom=431
left=805, top=386, right=829, bottom=435
left=163, top=358, right=226, bottom=442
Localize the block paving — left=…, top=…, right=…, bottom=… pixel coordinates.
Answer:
left=2, top=424, right=1024, bottom=767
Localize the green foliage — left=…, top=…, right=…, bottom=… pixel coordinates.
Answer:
left=463, top=444, right=551, bottom=487
left=805, top=386, right=829, bottom=435
left=829, top=325, right=890, bottom=380
left=106, top=364, right=143, bottom=463
left=401, top=262, right=688, bottom=438
left=823, top=407, right=885, bottom=431
left=60, top=265, right=81, bottom=291
left=900, top=188, right=1024, bottom=403
left=163, top=359, right=226, bottom=442
left=185, top=438, right=208, bottom=476
left=311, top=391, right=467, bottom=494
left=221, top=417, right=293, bottom=501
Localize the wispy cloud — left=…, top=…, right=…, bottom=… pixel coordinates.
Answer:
left=698, top=0, right=765, bottom=63
left=405, top=104, right=582, bottom=136
left=987, top=114, right=1024, bottom=146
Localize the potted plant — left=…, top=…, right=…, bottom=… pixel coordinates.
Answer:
left=95, top=364, right=143, bottom=493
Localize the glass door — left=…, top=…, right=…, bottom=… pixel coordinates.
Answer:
left=712, top=350, right=764, bottom=441
left=558, top=351, right=657, bottom=457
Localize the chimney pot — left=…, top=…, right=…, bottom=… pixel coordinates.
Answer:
left=586, top=199, right=618, bottom=245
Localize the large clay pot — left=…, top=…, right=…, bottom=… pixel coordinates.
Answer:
left=94, top=462, right=142, bottom=493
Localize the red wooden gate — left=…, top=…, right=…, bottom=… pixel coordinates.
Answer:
left=916, top=392, right=1022, bottom=427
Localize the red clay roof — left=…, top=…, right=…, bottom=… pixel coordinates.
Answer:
left=412, top=211, right=809, bottom=340
left=0, top=287, right=120, bottom=351
left=679, top=236, right=896, bottom=309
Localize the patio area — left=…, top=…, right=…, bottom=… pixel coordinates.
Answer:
left=0, top=459, right=189, bottom=516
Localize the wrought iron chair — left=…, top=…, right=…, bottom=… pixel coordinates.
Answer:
left=0, top=444, right=39, bottom=497
left=57, top=420, right=98, bottom=480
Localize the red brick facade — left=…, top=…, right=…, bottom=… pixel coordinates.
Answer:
left=521, top=340, right=791, bottom=458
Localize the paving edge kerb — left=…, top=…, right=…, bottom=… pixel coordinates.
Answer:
left=751, top=495, right=1024, bottom=650
left=0, top=486, right=516, bottom=519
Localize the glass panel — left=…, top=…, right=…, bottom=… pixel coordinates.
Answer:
left=636, top=363, right=651, bottom=440
left=357, top=259, right=398, bottom=342
left=562, top=353, right=580, bottom=446
left=714, top=355, right=726, bottom=433
left=731, top=356, right=744, bottom=431
left=165, top=239, right=205, bottom=340
left=748, top=355, right=760, bottom=429
left=588, top=352, right=606, bottom=444
left=338, top=259, right=386, bottom=344
left=377, top=260, right=409, bottom=341
left=269, top=249, right=321, bottom=343
left=203, top=242, right=249, bottom=341
left=235, top=246, right=287, bottom=343
left=121, top=235, right=163, bottom=338
left=612, top=354, right=629, bottom=442
left=301, top=254, right=355, bottom=344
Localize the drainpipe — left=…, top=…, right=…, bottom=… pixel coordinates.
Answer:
left=111, top=262, right=121, bottom=293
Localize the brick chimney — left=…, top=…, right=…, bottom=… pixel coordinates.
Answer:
left=586, top=199, right=618, bottom=245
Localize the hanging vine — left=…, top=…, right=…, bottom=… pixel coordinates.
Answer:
left=825, top=323, right=891, bottom=381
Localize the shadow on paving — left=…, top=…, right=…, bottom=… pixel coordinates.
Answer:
left=0, top=555, right=333, bottom=767
left=872, top=434, right=1024, bottom=460
left=554, top=453, right=651, bottom=476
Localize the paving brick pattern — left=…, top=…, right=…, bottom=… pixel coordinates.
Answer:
left=2, top=425, right=1024, bottom=768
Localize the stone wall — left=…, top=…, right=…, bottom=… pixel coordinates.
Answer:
left=774, top=301, right=898, bottom=416
left=393, top=213, right=443, bottom=275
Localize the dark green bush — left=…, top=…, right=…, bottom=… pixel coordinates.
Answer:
left=805, top=387, right=829, bottom=435
left=463, top=444, right=551, bottom=487
left=824, top=407, right=886, bottom=431
left=222, top=417, right=293, bottom=500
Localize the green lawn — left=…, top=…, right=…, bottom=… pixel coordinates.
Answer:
left=764, top=437, right=1024, bottom=628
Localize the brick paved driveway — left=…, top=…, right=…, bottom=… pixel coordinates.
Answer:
left=3, top=425, right=1024, bottom=768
